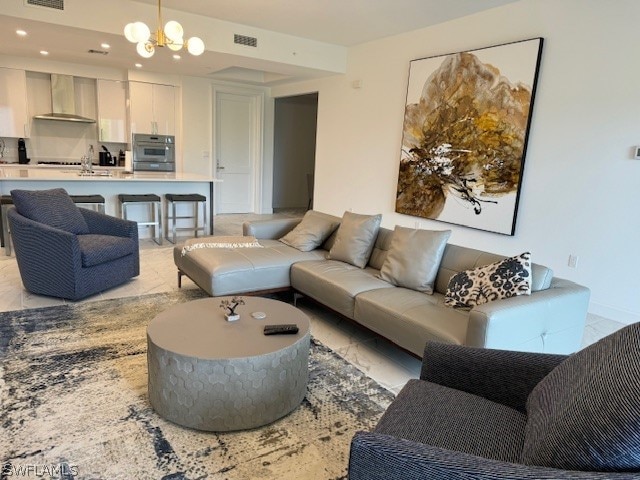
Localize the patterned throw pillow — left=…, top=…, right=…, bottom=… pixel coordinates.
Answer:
left=444, top=252, right=532, bottom=309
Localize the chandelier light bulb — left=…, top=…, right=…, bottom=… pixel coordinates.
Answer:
left=124, top=23, right=137, bottom=43
left=164, top=20, right=184, bottom=42
left=167, top=39, right=183, bottom=52
left=130, top=22, right=151, bottom=43
left=186, top=37, right=205, bottom=56
left=136, top=41, right=155, bottom=58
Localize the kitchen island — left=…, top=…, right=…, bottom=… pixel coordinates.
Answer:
left=0, top=167, right=221, bottom=237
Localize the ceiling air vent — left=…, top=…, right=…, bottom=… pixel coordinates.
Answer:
left=234, top=34, right=257, bottom=48
left=26, top=0, right=64, bottom=9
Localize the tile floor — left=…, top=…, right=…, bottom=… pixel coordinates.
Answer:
left=0, top=211, right=627, bottom=394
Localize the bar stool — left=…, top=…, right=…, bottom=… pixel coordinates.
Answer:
left=164, top=193, right=207, bottom=244
left=1, top=195, right=14, bottom=256
left=70, top=194, right=106, bottom=213
left=118, top=194, right=162, bottom=245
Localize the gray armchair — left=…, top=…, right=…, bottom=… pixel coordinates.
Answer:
left=8, top=188, right=139, bottom=301
left=349, top=322, right=640, bottom=479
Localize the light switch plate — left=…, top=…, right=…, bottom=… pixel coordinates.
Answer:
left=635, top=146, right=640, bottom=159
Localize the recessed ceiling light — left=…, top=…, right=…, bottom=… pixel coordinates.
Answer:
left=101, top=43, right=110, bottom=49
left=16, top=29, right=27, bottom=37
left=172, top=54, right=181, bottom=60
left=135, top=63, right=142, bottom=68
left=40, top=50, right=49, bottom=56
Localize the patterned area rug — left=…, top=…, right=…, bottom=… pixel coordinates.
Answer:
left=0, top=290, right=394, bottom=480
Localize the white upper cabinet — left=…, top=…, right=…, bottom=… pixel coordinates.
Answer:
left=0, top=68, right=29, bottom=138
left=151, top=84, right=175, bottom=136
left=128, top=81, right=175, bottom=136
left=97, top=79, right=127, bottom=143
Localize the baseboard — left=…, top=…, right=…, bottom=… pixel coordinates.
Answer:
left=589, top=302, right=640, bottom=325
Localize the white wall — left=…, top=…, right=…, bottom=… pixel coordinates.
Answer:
left=272, top=0, right=640, bottom=324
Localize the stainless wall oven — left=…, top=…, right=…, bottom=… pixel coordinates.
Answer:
left=132, top=133, right=175, bottom=172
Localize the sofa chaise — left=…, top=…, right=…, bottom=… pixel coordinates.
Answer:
left=174, top=211, right=590, bottom=356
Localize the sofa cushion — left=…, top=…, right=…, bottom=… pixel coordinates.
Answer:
left=279, top=210, right=340, bottom=252
left=11, top=188, right=89, bottom=235
left=375, top=379, right=527, bottom=463
left=328, top=211, right=381, bottom=268
left=291, top=260, right=392, bottom=318
left=354, top=288, right=469, bottom=357
left=444, top=252, right=532, bottom=309
left=522, top=322, right=640, bottom=471
left=77, top=234, right=137, bottom=267
left=379, top=226, right=451, bottom=294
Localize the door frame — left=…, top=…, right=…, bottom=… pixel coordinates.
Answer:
left=212, top=84, right=265, bottom=214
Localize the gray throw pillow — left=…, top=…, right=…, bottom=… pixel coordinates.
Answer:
left=521, top=322, right=640, bottom=471
left=11, top=188, right=89, bottom=235
left=444, top=252, right=531, bottom=309
left=379, top=226, right=451, bottom=294
left=279, top=210, right=339, bottom=252
left=328, top=211, right=382, bottom=268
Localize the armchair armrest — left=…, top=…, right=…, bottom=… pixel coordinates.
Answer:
left=420, top=342, right=566, bottom=412
left=465, top=278, right=590, bottom=354
left=242, top=217, right=302, bottom=239
left=349, top=432, right=633, bottom=480
left=80, top=209, right=138, bottom=239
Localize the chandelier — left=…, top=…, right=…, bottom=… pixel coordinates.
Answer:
left=124, top=0, right=205, bottom=58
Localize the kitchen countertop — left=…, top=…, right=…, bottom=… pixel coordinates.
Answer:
left=0, top=167, right=220, bottom=183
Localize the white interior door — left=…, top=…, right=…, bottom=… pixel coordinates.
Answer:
left=214, top=91, right=258, bottom=214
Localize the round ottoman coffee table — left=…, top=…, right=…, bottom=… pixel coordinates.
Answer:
left=147, top=296, right=310, bottom=431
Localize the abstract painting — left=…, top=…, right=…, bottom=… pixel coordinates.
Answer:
left=395, top=38, right=543, bottom=235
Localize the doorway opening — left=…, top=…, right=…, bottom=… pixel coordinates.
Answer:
left=272, top=93, right=318, bottom=213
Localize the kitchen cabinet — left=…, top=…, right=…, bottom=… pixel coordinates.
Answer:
left=97, top=79, right=128, bottom=143
left=128, top=81, right=175, bottom=135
left=0, top=67, right=29, bottom=138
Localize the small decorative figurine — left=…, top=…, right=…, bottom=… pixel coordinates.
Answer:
left=220, top=296, right=245, bottom=321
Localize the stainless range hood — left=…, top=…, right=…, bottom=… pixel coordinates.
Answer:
left=33, top=74, right=96, bottom=123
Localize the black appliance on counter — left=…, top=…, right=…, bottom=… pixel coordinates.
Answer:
left=99, top=145, right=116, bottom=166
left=132, top=133, right=175, bottom=172
left=18, top=138, right=29, bottom=164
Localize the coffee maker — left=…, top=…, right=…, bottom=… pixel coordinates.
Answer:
left=18, top=138, right=29, bottom=164
left=99, top=145, right=116, bottom=166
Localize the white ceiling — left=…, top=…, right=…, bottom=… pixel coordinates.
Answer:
left=131, top=0, right=519, bottom=47
left=0, top=0, right=519, bottom=84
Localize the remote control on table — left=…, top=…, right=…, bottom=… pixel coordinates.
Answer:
left=263, top=324, right=299, bottom=335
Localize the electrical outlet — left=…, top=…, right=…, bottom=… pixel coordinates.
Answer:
left=568, top=254, right=579, bottom=268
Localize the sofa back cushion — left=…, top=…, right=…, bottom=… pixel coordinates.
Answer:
left=522, top=322, right=640, bottom=471
left=11, top=188, right=89, bottom=235
left=379, top=226, right=451, bottom=294
left=279, top=210, right=340, bottom=252
left=434, top=244, right=553, bottom=295
left=328, top=212, right=382, bottom=268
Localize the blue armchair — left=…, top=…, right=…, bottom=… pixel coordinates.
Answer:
left=349, top=322, right=640, bottom=479
left=8, top=188, right=139, bottom=301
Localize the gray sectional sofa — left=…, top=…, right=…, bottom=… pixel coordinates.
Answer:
left=174, top=212, right=590, bottom=356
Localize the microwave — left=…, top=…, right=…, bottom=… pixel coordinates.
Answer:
left=132, top=133, right=175, bottom=172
